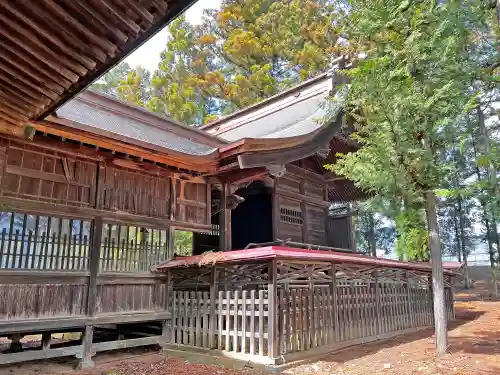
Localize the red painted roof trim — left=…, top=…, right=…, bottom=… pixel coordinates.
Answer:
left=152, top=246, right=456, bottom=275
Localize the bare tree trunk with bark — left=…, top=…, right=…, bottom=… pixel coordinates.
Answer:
left=457, top=197, right=470, bottom=288
left=425, top=190, right=448, bottom=355
left=368, top=213, right=377, bottom=257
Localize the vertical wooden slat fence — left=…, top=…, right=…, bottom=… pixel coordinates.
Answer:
left=170, top=289, right=270, bottom=356
left=167, top=262, right=454, bottom=366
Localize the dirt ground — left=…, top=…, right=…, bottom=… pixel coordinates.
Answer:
left=1, top=284, right=499, bottom=375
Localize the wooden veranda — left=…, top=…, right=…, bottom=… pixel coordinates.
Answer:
left=154, top=247, right=456, bottom=367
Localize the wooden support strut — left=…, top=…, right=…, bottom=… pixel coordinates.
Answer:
left=331, top=263, right=339, bottom=342
left=78, top=216, right=103, bottom=369
left=209, top=267, right=219, bottom=349
left=268, top=259, right=278, bottom=360
left=219, top=183, right=232, bottom=251
left=374, top=270, right=381, bottom=336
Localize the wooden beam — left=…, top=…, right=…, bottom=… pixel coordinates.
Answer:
left=0, top=1, right=98, bottom=70
left=71, top=1, right=128, bottom=44
left=0, top=39, right=73, bottom=88
left=219, top=167, right=268, bottom=185
left=209, top=267, right=219, bottom=349
left=267, top=259, right=278, bottom=360
left=0, top=75, right=50, bottom=108
left=300, top=179, right=309, bottom=243
left=40, top=0, right=117, bottom=55
left=0, top=15, right=84, bottom=80
left=272, top=179, right=280, bottom=241
left=124, top=0, right=155, bottom=25
left=219, top=183, right=232, bottom=251
left=93, top=0, right=142, bottom=35
left=87, top=217, right=103, bottom=317
left=29, top=120, right=218, bottom=173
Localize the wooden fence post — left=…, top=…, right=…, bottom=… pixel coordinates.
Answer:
left=219, top=183, right=232, bottom=251
left=268, top=259, right=277, bottom=360
left=374, top=269, right=381, bottom=336
left=160, top=270, right=172, bottom=350
left=77, top=216, right=103, bottom=369
left=209, top=266, right=219, bottom=349
left=404, top=271, right=413, bottom=329
left=331, top=263, right=339, bottom=342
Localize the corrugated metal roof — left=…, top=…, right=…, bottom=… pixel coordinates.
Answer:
left=152, top=246, right=456, bottom=275
left=217, top=94, right=327, bottom=141
left=207, top=74, right=337, bottom=142
left=56, top=97, right=218, bottom=156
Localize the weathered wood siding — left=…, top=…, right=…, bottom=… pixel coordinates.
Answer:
left=0, top=282, right=87, bottom=320
left=96, top=279, right=167, bottom=315
left=2, top=144, right=97, bottom=208
left=325, top=215, right=353, bottom=249
left=273, top=165, right=330, bottom=246
left=101, top=167, right=171, bottom=217
left=0, top=138, right=211, bottom=229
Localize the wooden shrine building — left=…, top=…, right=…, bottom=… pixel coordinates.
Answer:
left=0, top=65, right=456, bottom=368
left=0, top=2, right=455, bottom=368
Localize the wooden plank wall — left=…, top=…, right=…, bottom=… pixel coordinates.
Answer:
left=0, top=213, right=171, bottom=323
left=0, top=137, right=212, bottom=334
left=274, top=165, right=328, bottom=245
left=0, top=137, right=211, bottom=228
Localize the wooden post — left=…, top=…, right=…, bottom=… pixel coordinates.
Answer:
left=404, top=271, right=413, bottom=329
left=272, top=179, right=280, bottom=241
left=219, top=183, right=232, bottom=251
left=167, top=226, right=175, bottom=259
left=41, top=332, right=51, bottom=351
left=77, top=216, right=103, bottom=369
left=300, top=180, right=308, bottom=243
left=331, top=263, right=339, bottom=342
left=160, top=271, right=172, bottom=351
left=268, top=259, right=278, bottom=360
left=374, top=270, right=381, bottom=336
left=209, top=266, right=219, bottom=349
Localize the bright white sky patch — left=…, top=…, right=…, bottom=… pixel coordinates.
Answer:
left=125, top=0, right=221, bottom=72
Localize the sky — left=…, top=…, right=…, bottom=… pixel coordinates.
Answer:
left=125, top=0, right=221, bottom=72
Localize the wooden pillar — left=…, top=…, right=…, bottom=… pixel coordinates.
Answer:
left=300, top=180, right=308, bottom=243
left=78, top=216, right=103, bottom=369
left=41, top=332, right=51, bottom=351
left=348, top=204, right=357, bottom=251
left=331, top=263, right=339, bottom=342
left=209, top=266, right=219, bottom=349
left=404, top=271, right=413, bottom=329
left=267, top=259, right=278, bottom=360
left=374, top=270, right=381, bottom=336
left=160, top=271, right=172, bottom=350
left=167, top=226, right=175, bottom=258
left=272, top=183, right=280, bottom=242
left=219, top=183, right=231, bottom=251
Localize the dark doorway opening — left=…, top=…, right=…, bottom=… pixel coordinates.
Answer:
left=231, top=181, right=273, bottom=250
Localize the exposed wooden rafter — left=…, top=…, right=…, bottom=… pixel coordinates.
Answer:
left=0, top=0, right=196, bottom=135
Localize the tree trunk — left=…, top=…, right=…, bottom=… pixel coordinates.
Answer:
left=425, top=190, right=448, bottom=355
left=472, top=126, right=498, bottom=293
left=457, top=197, right=470, bottom=288
left=368, top=213, right=377, bottom=257
left=452, top=205, right=461, bottom=263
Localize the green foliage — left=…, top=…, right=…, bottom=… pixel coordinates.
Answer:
left=326, top=0, right=493, bottom=261
left=173, top=230, right=193, bottom=256
left=353, top=200, right=396, bottom=255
